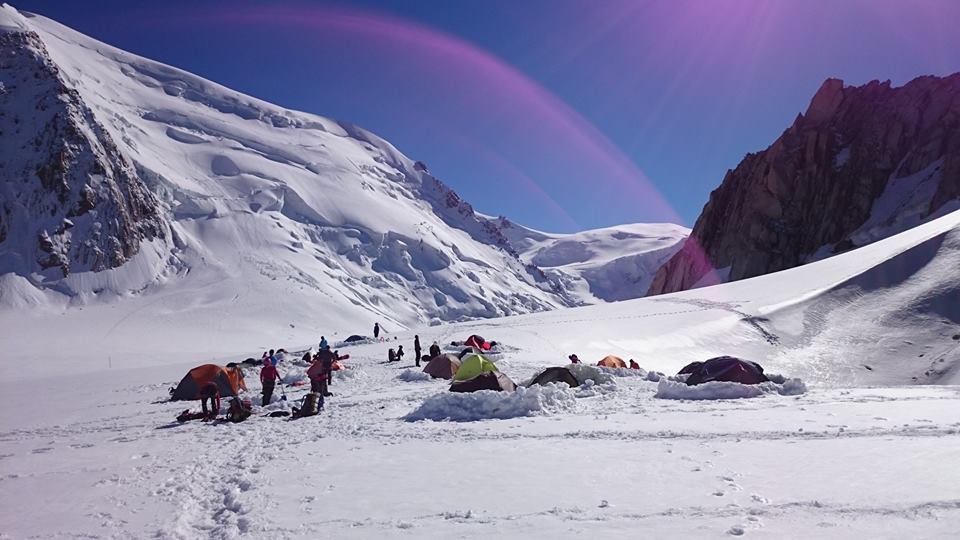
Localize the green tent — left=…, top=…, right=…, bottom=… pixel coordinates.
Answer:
left=453, top=354, right=499, bottom=381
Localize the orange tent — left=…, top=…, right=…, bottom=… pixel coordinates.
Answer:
left=171, top=364, right=246, bottom=401
left=597, top=355, right=627, bottom=368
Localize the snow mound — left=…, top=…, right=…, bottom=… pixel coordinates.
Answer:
left=565, top=363, right=616, bottom=385
left=405, top=384, right=577, bottom=422
left=654, top=378, right=807, bottom=400
left=397, top=369, right=432, bottom=382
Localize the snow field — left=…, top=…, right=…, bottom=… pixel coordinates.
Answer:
left=1, top=345, right=958, bottom=538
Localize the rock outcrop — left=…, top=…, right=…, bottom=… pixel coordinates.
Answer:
left=648, top=74, right=960, bottom=295
left=0, top=30, right=167, bottom=278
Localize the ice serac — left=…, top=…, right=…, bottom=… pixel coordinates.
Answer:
left=648, top=75, right=960, bottom=296
left=0, top=26, right=167, bottom=279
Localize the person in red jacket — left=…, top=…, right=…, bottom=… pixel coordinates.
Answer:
left=629, top=359, right=641, bottom=370
left=260, top=358, right=280, bottom=405
left=200, top=382, right=220, bottom=420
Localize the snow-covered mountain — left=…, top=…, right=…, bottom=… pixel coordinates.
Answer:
left=490, top=216, right=687, bottom=301
left=649, top=75, right=960, bottom=295
left=0, top=5, right=682, bottom=339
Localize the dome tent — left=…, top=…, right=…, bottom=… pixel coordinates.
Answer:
left=453, top=353, right=499, bottom=381
left=528, top=366, right=579, bottom=387
left=423, top=354, right=462, bottom=380
left=170, top=364, right=246, bottom=401
left=685, top=356, right=769, bottom=386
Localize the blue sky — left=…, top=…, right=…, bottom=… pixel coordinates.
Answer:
left=14, top=0, right=960, bottom=231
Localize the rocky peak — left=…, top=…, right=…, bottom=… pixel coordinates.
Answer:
left=648, top=74, right=960, bottom=296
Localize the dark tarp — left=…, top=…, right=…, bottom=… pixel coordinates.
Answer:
left=685, top=356, right=768, bottom=386
left=677, top=361, right=703, bottom=375
left=344, top=335, right=366, bottom=343
left=449, top=371, right=517, bottom=393
left=528, top=366, right=579, bottom=387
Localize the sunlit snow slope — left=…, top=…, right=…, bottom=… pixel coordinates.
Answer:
left=0, top=4, right=681, bottom=353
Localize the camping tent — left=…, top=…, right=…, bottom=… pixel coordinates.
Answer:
left=685, top=356, right=769, bottom=386
left=454, top=354, right=499, bottom=381
left=450, top=371, right=517, bottom=393
left=458, top=347, right=482, bottom=359
left=423, top=354, right=462, bottom=379
left=677, top=361, right=703, bottom=375
left=171, top=364, right=246, bottom=401
left=597, top=355, right=626, bottom=368
left=528, top=366, right=579, bottom=387
left=465, top=335, right=492, bottom=351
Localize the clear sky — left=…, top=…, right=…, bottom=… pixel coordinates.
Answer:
left=12, top=0, right=960, bottom=232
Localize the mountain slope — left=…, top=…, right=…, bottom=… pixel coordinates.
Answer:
left=490, top=216, right=688, bottom=301
left=0, top=5, right=680, bottom=336
left=649, top=75, right=960, bottom=295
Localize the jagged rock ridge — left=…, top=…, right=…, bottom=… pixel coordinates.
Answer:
left=649, top=74, right=960, bottom=295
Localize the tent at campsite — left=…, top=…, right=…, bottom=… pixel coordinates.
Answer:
left=423, top=354, right=462, bottom=379
left=597, top=355, right=627, bottom=368
left=171, top=364, right=246, bottom=401
left=458, top=347, right=482, bottom=359
left=450, top=371, right=517, bottom=393
left=464, top=334, right=491, bottom=351
left=454, top=353, right=499, bottom=381
left=528, top=366, right=579, bottom=387
left=678, top=361, right=703, bottom=375
left=685, top=356, right=769, bottom=386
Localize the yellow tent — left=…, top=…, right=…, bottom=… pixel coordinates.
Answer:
left=453, top=354, right=499, bottom=381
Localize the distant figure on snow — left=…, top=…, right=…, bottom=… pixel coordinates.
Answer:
left=396, top=345, right=405, bottom=363
left=414, top=335, right=422, bottom=367
left=568, top=354, right=581, bottom=364
left=200, top=382, right=220, bottom=420
left=268, top=348, right=278, bottom=366
left=629, top=359, right=640, bottom=370
left=374, top=322, right=380, bottom=339
left=260, top=358, right=280, bottom=405
left=429, top=341, right=441, bottom=358
left=319, top=336, right=329, bottom=350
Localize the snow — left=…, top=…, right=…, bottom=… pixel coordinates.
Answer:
left=0, top=3, right=685, bottom=365
left=494, top=219, right=689, bottom=302
left=405, top=384, right=578, bottom=421
left=654, top=378, right=808, bottom=400
left=2, top=4, right=960, bottom=538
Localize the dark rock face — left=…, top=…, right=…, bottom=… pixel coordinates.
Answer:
left=648, top=74, right=960, bottom=296
left=0, top=31, right=166, bottom=277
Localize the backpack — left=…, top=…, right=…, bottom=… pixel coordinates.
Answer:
left=227, top=398, right=252, bottom=423
left=388, top=348, right=396, bottom=362
left=292, top=392, right=322, bottom=418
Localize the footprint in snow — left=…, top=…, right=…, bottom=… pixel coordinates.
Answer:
left=727, top=525, right=745, bottom=536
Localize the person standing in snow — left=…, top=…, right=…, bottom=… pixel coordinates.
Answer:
left=429, top=341, right=441, bottom=358
left=200, top=382, right=220, bottom=420
left=319, top=336, right=328, bottom=350
left=260, top=359, right=280, bottom=405
left=374, top=322, right=380, bottom=340
left=268, top=348, right=278, bottom=366
left=568, top=354, right=581, bottom=364
left=414, top=335, right=422, bottom=367
left=396, top=345, right=405, bottom=363
left=313, top=348, right=336, bottom=396
left=629, top=359, right=640, bottom=370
